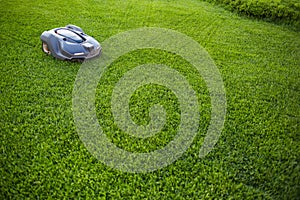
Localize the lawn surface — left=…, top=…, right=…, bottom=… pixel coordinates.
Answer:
left=1, top=0, right=299, bottom=199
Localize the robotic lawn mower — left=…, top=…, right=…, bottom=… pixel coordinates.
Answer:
left=40, top=24, right=101, bottom=61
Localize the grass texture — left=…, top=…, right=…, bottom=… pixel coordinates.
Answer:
left=0, top=0, right=299, bottom=199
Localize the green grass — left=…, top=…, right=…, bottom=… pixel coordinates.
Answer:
left=1, top=0, right=299, bottom=199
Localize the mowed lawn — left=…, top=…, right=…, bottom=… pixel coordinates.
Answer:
left=1, top=0, right=299, bottom=199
